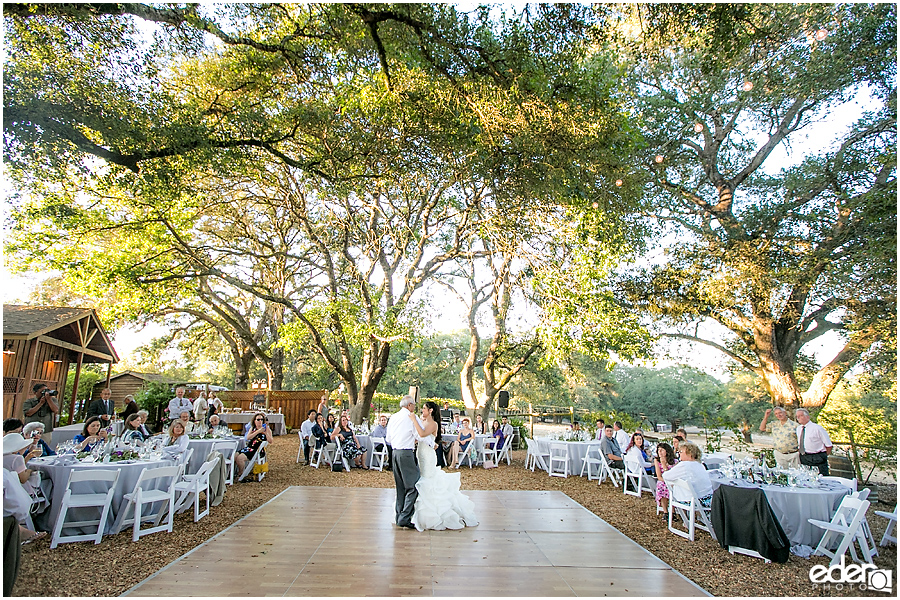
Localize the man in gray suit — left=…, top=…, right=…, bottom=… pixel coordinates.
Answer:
left=385, top=395, right=419, bottom=529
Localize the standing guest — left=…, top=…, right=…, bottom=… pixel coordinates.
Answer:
left=600, top=425, right=625, bottom=469
left=595, top=419, right=606, bottom=440
left=87, top=388, right=116, bottom=428
left=474, top=414, right=487, bottom=435
left=662, top=441, right=713, bottom=507
left=299, top=409, right=317, bottom=465
left=162, top=420, right=189, bottom=459
left=759, top=407, right=800, bottom=468
left=332, top=415, right=367, bottom=469
left=795, top=409, right=832, bottom=475
left=208, top=392, right=224, bottom=418
left=613, top=421, right=629, bottom=453
left=625, top=432, right=654, bottom=474
left=121, top=413, right=145, bottom=444
left=3, top=420, right=23, bottom=435
left=386, top=395, right=419, bottom=528
left=73, top=417, right=108, bottom=452
left=490, top=420, right=505, bottom=456
left=136, top=410, right=153, bottom=438
left=235, top=413, right=273, bottom=478
left=23, top=383, right=59, bottom=434
left=192, top=392, right=209, bottom=424
left=119, top=394, right=139, bottom=423
left=447, top=418, right=474, bottom=469
left=653, top=442, right=677, bottom=515
left=371, top=414, right=392, bottom=470
left=317, top=395, right=328, bottom=418
left=167, top=387, right=193, bottom=421
left=21, top=423, right=55, bottom=457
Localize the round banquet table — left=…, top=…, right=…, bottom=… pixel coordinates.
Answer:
left=29, top=455, right=176, bottom=535
left=441, top=434, right=493, bottom=465
left=219, top=412, right=286, bottom=435
left=186, top=436, right=242, bottom=475
left=708, top=469, right=852, bottom=547
left=50, top=421, right=125, bottom=446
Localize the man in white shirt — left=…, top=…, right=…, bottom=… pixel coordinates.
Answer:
left=795, top=408, right=833, bottom=475
left=613, top=421, right=629, bottom=453
left=386, top=395, right=419, bottom=528
left=299, top=409, right=317, bottom=465
left=448, top=414, right=462, bottom=434
left=500, top=416, right=514, bottom=442
left=193, top=393, right=209, bottom=423
left=167, top=387, right=193, bottom=421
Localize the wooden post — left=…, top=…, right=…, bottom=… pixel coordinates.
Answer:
left=17, top=339, right=40, bottom=418
left=529, top=402, right=534, bottom=439
left=847, top=429, right=864, bottom=482
left=67, top=352, right=84, bottom=426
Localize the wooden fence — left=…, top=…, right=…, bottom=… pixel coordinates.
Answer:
left=217, top=390, right=326, bottom=431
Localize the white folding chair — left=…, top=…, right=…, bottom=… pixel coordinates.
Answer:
left=49, top=468, right=120, bottom=549
left=457, top=437, right=478, bottom=468
left=212, top=441, right=237, bottom=485
left=623, top=458, right=653, bottom=498
left=579, top=444, right=603, bottom=480
left=177, top=447, right=194, bottom=471
left=330, top=437, right=351, bottom=472
left=667, top=478, right=715, bottom=542
left=171, top=458, right=218, bottom=522
left=874, top=504, right=897, bottom=546
left=822, top=476, right=858, bottom=492
left=478, top=437, right=499, bottom=467
left=116, top=464, right=182, bottom=542
left=850, top=488, right=879, bottom=556
left=370, top=437, right=389, bottom=471
left=310, top=440, right=333, bottom=469
left=548, top=442, right=570, bottom=478
left=238, top=440, right=270, bottom=481
left=524, top=438, right=548, bottom=472
left=597, top=451, right=623, bottom=488
left=809, top=495, right=873, bottom=566
left=496, top=434, right=514, bottom=466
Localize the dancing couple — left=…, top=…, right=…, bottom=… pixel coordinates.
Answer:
left=385, top=395, right=479, bottom=531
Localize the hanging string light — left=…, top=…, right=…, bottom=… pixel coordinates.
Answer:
left=615, top=179, right=624, bottom=187
left=741, top=81, right=754, bottom=92
left=694, top=122, right=704, bottom=133
left=815, top=28, right=828, bottom=41
left=592, top=201, right=599, bottom=209
left=654, top=154, right=664, bottom=164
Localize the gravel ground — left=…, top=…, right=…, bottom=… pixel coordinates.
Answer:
left=15, top=435, right=897, bottom=597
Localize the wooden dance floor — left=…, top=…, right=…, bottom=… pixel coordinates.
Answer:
left=123, top=486, right=708, bottom=597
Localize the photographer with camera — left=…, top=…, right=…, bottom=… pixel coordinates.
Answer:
left=22, top=383, right=59, bottom=434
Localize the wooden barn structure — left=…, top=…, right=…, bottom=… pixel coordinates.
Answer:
left=3, top=305, right=118, bottom=421
left=89, top=370, right=176, bottom=409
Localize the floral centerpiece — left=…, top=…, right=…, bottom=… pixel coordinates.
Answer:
left=108, top=449, right=141, bottom=462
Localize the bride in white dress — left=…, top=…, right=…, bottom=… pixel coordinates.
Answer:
left=409, top=401, right=479, bottom=531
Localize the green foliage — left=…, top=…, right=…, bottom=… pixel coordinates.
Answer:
left=62, top=367, right=104, bottom=425
left=135, top=381, right=173, bottom=414
left=609, top=365, right=725, bottom=428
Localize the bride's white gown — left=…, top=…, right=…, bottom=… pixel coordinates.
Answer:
left=412, top=434, right=479, bottom=531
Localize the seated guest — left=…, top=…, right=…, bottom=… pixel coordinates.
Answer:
left=207, top=414, right=230, bottom=436
left=235, top=413, right=274, bottom=478
left=625, top=432, right=654, bottom=474
left=676, top=428, right=688, bottom=443
left=600, top=425, right=625, bottom=469
left=474, top=414, right=487, bottom=435
left=299, top=409, right=317, bottom=465
left=3, top=419, right=23, bottom=435
left=332, top=415, right=367, bottom=469
left=447, top=418, right=474, bottom=469
left=653, top=442, right=677, bottom=515
left=73, top=417, right=108, bottom=453
left=119, top=394, right=139, bottom=422
left=4, top=466, right=46, bottom=549
left=177, top=411, right=199, bottom=435
left=325, top=414, right=337, bottom=436
left=121, top=413, right=145, bottom=444
left=633, top=429, right=652, bottom=453
left=490, top=419, right=505, bottom=454
left=3, top=434, right=40, bottom=493
left=613, top=421, right=629, bottom=454
left=595, top=419, right=606, bottom=440
left=162, top=420, right=189, bottom=459
left=662, top=441, right=713, bottom=507
left=370, top=414, right=391, bottom=469
left=501, top=416, right=514, bottom=441
left=310, top=413, right=330, bottom=456
left=448, top=413, right=462, bottom=434
left=137, top=410, right=153, bottom=438
left=21, top=423, right=55, bottom=457
left=672, top=435, right=684, bottom=457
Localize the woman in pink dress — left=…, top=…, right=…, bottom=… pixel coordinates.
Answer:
left=653, top=442, right=677, bottom=516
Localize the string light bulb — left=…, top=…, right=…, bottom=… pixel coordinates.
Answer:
left=742, top=81, right=754, bottom=92
left=615, top=179, right=623, bottom=187
left=591, top=201, right=599, bottom=209
left=815, top=28, right=828, bottom=41
left=654, top=154, right=664, bottom=164
left=693, top=122, right=704, bottom=133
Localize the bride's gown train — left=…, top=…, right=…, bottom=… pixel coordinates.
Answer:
left=412, top=434, right=479, bottom=531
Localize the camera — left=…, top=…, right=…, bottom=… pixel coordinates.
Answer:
left=31, top=431, right=40, bottom=438
left=867, top=569, right=892, bottom=592
left=42, top=389, right=58, bottom=396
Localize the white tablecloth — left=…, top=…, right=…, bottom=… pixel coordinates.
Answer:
left=30, top=456, right=175, bottom=535
left=708, top=470, right=851, bottom=546
left=442, top=434, right=493, bottom=465
left=186, top=437, right=241, bottom=475
left=219, top=413, right=286, bottom=435
left=51, top=422, right=125, bottom=446
left=535, top=438, right=603, bottom=475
